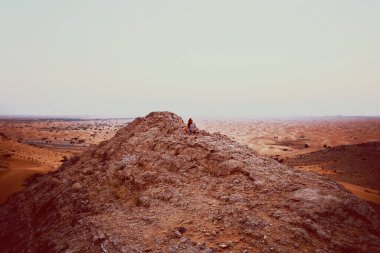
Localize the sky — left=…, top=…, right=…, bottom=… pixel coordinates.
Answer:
left=0, top=0, right=379, bottom=119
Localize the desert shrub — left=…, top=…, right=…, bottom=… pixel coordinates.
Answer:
left=69, top=155, right=80, bottom=164
left=60, top=156, right=69, bottom=162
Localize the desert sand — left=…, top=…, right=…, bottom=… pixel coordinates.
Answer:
left=0, top=158, right=51, bottom=203
left=199, top=117, right=380, bottom=158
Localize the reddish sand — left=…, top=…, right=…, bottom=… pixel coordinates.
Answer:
left=0, top=158, right=51, bottom=203
left=199, top=117, right=380, bottom=159
left=0, top=138, right=68, bottom=203
left=338, top=181, right=380, bottom=205
left=293, top=165, right=337, bottom=175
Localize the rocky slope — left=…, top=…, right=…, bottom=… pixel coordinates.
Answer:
left=0, top=112, right=379, bottom=253
left=286, top=142, right=380, bottom=191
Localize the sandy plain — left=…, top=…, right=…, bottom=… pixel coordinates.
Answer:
left=199, top=117, right=380, bottom=158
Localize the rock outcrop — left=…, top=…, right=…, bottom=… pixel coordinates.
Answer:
left=0, top=112, right=379, bottom=252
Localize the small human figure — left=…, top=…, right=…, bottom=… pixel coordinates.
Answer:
left=187, top=118, right=198, bottom=134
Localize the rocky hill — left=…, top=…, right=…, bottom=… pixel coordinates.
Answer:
left=0, top=112, right=379, bottom=253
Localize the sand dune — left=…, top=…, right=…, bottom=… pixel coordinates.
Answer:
left=0, top=158, right=51, bottom=203
left=0, top=138, right=70, bottom=203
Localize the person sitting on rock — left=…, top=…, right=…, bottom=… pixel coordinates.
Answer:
left=187, top=118, right=198, bottom=134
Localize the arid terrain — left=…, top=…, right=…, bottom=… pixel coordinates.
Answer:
left=0, top=112, right=379, bottom=253
left=199, top=117, right=380, bottom=208
left=199, top=117, right=380, bottom=158
left=0, top=118, right=132, bottom=203
left=1, top=116, right=380, bottom=207
left=286, top=142, right=380, bottom=205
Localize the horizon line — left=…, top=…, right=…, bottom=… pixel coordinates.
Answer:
left=1, top=113, right=380, bottom=121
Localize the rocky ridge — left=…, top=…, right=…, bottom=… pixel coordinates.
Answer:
left=0, top=112, right=379, bottom=252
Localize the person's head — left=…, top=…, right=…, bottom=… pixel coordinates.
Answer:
left=187, top=118, right=193, bottom=128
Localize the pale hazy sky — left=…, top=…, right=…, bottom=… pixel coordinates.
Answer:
left=0, top=1, right=379, bottom=118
